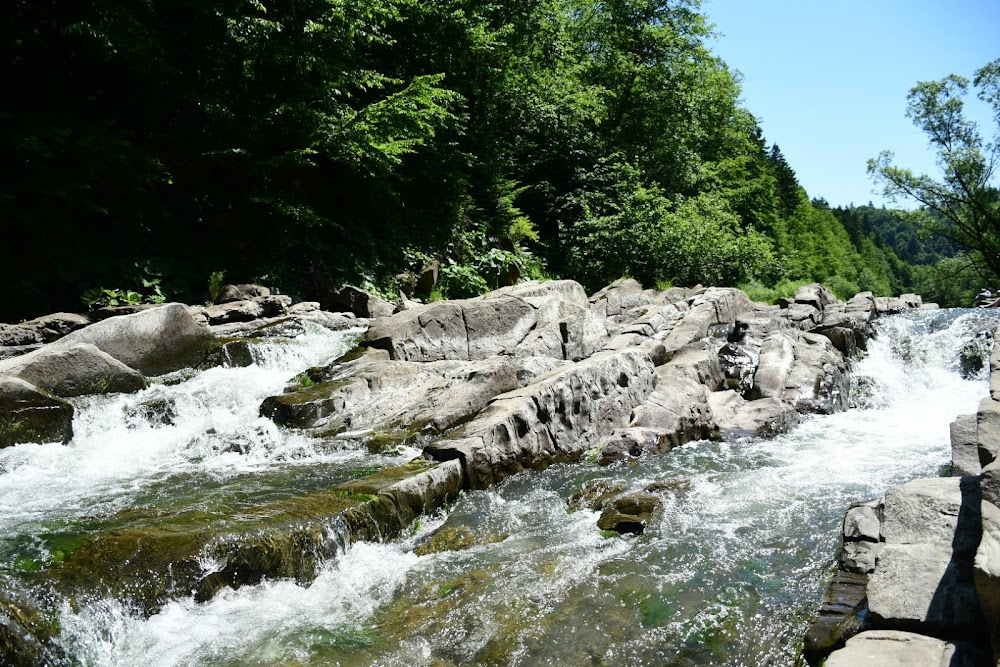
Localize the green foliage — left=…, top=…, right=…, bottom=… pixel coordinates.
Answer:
left=869, top=59, right=1000, bottom=286
left=207, top=271, right=226, bottom=304
left=1, top=0, right=957, bottom=318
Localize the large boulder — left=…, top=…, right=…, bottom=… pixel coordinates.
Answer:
left=974, top=487, right=1000, bottom=663
left=323, top=284, right=395, bottom=319
left=866, top=477, right=986, bottom=639
left=823, top=630, right=989, bottom=667
left=425, top=349, right=657, bottom=489
left=706, top=391, right=798, bottom=440
left=627, top=365, right=718, bottom=449
left=0, top=343, right=147, bottom=397
left=261, top=354, right=520, bottom=441
left=364, top=297, right=536, bottom=362
left=0, top=376, right=74, bottom=447
left=952, top=414, right=982, bottom=476
left=39, top=304, right=215, bottom=377
left=752, top=330, right=848, bottom=414
left=589, top=278, right=653, bottom=320
left=977, top=397, right=1000, bottom=468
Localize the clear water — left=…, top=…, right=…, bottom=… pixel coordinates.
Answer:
left=3, top=309, right=997, bottom=666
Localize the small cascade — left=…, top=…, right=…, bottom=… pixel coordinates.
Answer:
left=2, top=309, right=998, bottom=666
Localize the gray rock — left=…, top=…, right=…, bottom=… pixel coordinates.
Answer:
left=261, top=354, right=520, bottom=441
left=589, top=278, right=651, bottom=319
left=415, top=260, right=440, bottom=296
left=842, top=540, right=884, bottom=574
left=216, top=284, right=271, bottom=304
left=844, top=504, right=881, bottom=542
left=794, top=283, right=839, bottom=312
left=718, top=337, right=760, bottom=395
left=629, top=366, right=718, bottom=449
left=753, top=331, right=848, bottom=414
left=0, top=376, right=74, bottom=447
left=706, top=391, right=798, bottom=440
left=425, top=350, right=657, bottom=489
left=0, top=324, right=42, bottom=347
left=952, top=414, right=982, bottom=476
left=20, top=312, right=92, bottom=343
left=660, top=288, right=755, bottom=355
left=824, top=630, right=990, bottom=667
left=977, top=397, right=1000, bottom=467
left=867, top=477, right=986, bottom=638
left=981, top=461, right=1000, bottom=508
left=974, top=497, right=1000, bottom=662
left=325, top=285, right=395, bottom=319
left=1, top=343, right=147, bottom=397
left=802, top=571, right=870, bottom=663
left=815, top=325, right=858, bottom=358
left=253, top=294, right=293, bottom=318
left=364, top=297, right=535, bottom=362
left=203, top=299, right=264, bottom=325
left=40, top=303, right=215, bottom=377
left=491, top=279, right=590, bottom=308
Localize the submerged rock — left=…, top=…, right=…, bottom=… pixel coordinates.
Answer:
left=0, top=376, right=74, bottom=447
left=596, top=491, right=661, bottom=535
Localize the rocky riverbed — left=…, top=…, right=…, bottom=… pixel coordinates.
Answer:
left=3, top=279, right=985, bottom=666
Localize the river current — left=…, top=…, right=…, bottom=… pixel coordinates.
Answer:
left=1, top=309, right=997, bottom=666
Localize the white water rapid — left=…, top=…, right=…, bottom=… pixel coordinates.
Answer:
left=3, top=309, right=998, bottom=666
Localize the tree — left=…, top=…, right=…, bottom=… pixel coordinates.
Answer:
left=868, top=59, right=1000, bottom=285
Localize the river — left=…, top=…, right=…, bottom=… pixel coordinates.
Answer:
left=1, top=309, right=996, bottom=666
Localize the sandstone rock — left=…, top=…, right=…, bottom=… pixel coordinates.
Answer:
left=216, top=284, right=271, bottom=304
left=0, top=324, right=42, bottom=347
left=425, top=350, right=657, bottom=489
left=0, top=376, right=74, bottom=447
left=513, top=294, right=614, bottom=361
left=262, top=355, right=520, bottom=441
left=1, top=343, right=147, bottom=397
left=325, top=284, right=396, bottom=319
left=203, top=299, right=264, bottom=325
left=844, top=503, right=881, bottom=542
left=952, top=414, right=982, bottom=476
left=706, top=391, right=798, bottom=440
left=491, top=279, right=590, bottom=308
left=867, top=477, right=986, bottom=638
left=977, top=397, right=1000, bottom=468
left=589, top=278, right=651, bottom=319
left=568, top=480, right=627, bottom=511
left=660, top=288, right=755, bottom=355
left=794, top=283, right=839, bottom=311
left=823, top=630, right=990, bottom=667
left=975, top=495, right=1000, bottom=662
left=364, top=297, right=535, bottom=362
left=629, top=366, right=717, bottom=449
left=752, top=330, right=848, bottom=414
left=40, top=303, right=215, bottom=376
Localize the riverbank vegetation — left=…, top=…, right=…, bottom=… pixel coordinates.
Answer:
left=2, top=0, right=989, bottom=320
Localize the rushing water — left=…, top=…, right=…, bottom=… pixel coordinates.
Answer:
left=2, top=309, right=998, bottom=666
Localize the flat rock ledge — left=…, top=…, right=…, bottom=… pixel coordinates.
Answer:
left=807, top=335, right=1000, bottom=666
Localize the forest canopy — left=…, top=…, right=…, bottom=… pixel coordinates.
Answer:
left=1, top=0, right=958, bottom=319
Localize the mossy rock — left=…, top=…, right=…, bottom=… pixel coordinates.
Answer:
left=37, top=460, right=459, bottom=614
left=567, top=479, right=626, bottom=512
left=0, top=377, right=73, bottom=447
left=414, top=525, right=508, bottom=556
left=0, top=577, right=66, bottom=667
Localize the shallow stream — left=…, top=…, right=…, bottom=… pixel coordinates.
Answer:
left=2, top=309, right=997, bottom=666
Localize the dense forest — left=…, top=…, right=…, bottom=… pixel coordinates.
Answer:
left=1, top=0, right=976, bottom=321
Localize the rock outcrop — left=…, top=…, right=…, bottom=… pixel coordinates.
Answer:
left=0, top=376, right=74, bottom=448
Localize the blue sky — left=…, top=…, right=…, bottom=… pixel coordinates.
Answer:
left=704, top=0, right=1000, bottom=208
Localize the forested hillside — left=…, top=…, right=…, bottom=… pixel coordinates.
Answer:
left=2, top=0, right=946, bottom=320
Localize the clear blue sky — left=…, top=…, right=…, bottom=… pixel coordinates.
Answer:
left=704, top=0, right=1000, bottom=208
